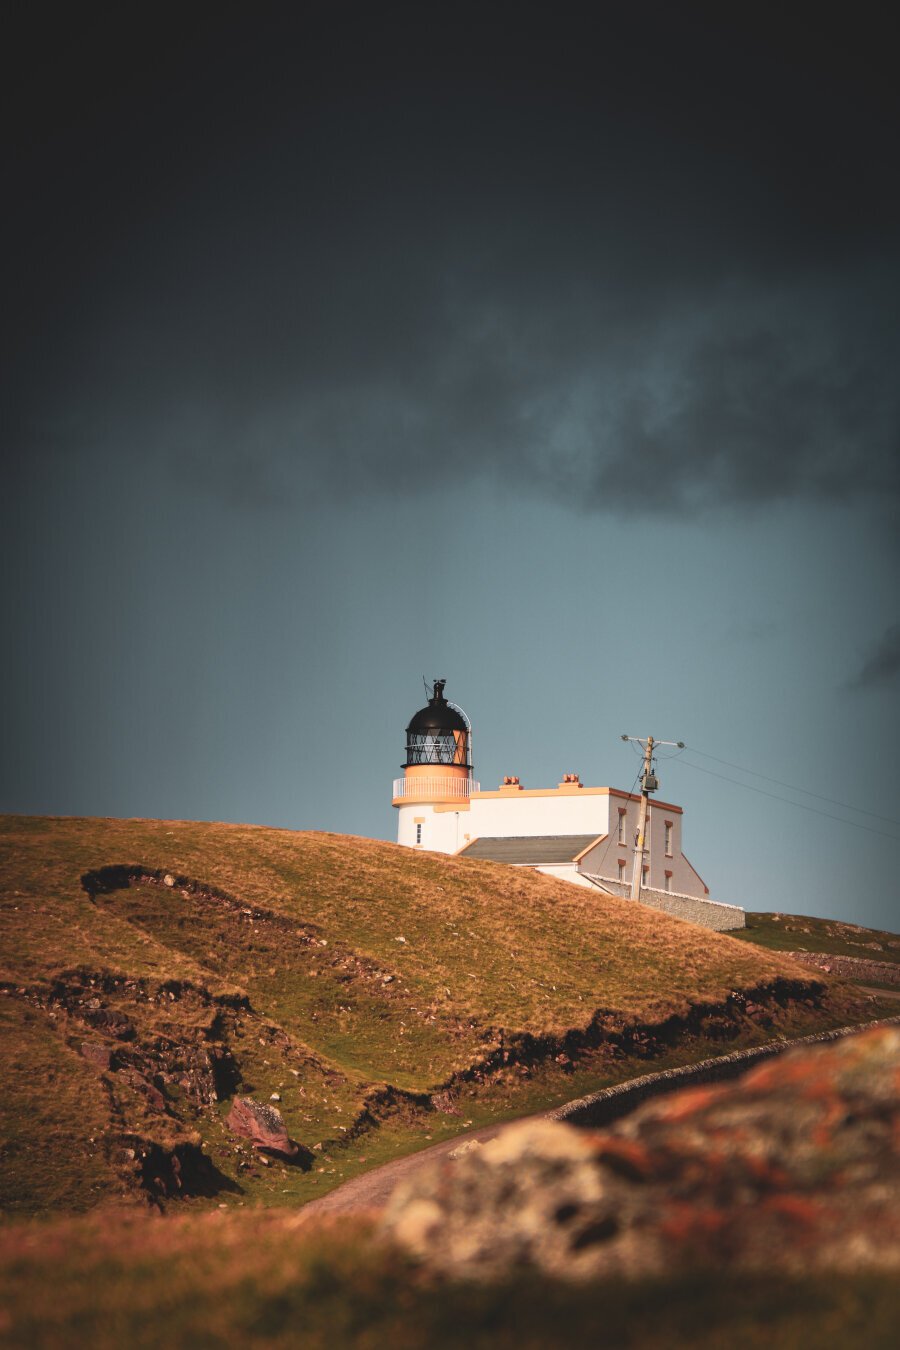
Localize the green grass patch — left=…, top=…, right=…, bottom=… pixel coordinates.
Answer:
left=734, top=910, right=900, bottom=964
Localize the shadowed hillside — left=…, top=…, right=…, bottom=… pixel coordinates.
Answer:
left=0, top=816, right=879, bottom=1216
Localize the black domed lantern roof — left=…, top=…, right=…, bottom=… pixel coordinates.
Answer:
left=404, top=679, right=471, bottom=768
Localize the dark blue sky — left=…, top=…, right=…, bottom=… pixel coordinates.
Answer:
left=2, top=5, right=898, bottom=928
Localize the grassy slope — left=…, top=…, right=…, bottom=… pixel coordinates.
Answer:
left=0, top=815, right=880, bottom=1217
left=1, top=1212, right=897, bottom=1350
left=734, top=910, right=900, bottom=965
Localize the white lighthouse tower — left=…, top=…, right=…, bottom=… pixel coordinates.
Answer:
left=392, top=679, right=478, bottom=852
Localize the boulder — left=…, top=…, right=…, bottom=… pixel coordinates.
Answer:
left=226, top=1096, right=299, bottom=1159
left=382, top=1026, right=900, bottom=1280
left=430, top=1089, right=461, bottom=1116
left=119, top=1068, right=166, bottom=1112
left=385, top=1118, right=620, bottom=1278
left=80, top=1042, right=112, bottom=1069
left=85, top=1008, right=136, bottom=1040
left=447, top=1138, right=482, bottom=1160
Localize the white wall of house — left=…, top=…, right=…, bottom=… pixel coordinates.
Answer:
left=396, top=782, right=711, bottom=903
left=467, top=790, right=610, bottom=838
left=577, top=794, right=708, bottom=898
left=398, top=789, right=611, bottom=856
left=532, top=862, right=597, bottom=889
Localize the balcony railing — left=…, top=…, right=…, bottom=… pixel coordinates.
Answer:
left=392, top=776, right=480, bottom=801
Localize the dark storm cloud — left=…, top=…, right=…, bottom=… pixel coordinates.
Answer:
left=38, top=255, right=900, bottom=520
left=848, top=623, right=900, bottom=691
left=4, top=5, right=900, bottom=518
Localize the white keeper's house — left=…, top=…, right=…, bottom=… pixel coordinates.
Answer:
left=392, top=680, right=744, bottom=932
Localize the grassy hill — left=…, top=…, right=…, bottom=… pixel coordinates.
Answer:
left=0, top=815, right=881, bottom=1217
left=733, top=910, right=900, bottom=966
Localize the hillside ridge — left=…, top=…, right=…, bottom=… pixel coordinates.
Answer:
left=0, top=815, right=883, bottom=1215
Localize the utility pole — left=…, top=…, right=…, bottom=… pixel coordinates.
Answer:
left=621, top=734, right=684, bottom=902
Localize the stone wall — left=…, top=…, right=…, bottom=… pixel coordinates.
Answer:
left=550, top=1014, right=900, bottom=1127
left=784, top=950, right=900, bottom=985
left=582, top=874, right=746, bottom=931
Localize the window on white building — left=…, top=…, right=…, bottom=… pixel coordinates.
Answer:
left=617, top=810, right=626, bottom=845
left=665, top=821, right=673, bottom=856
left=664, top=871, right=672, bottom=892
left=415, top=824, right=422, bottom=845
left=617, top=859, right=626, bottom=884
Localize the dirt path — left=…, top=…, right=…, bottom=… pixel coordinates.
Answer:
left=299, top=1115, right=537, bottom=1216
left=299, top=1013, right=900, bottom=1218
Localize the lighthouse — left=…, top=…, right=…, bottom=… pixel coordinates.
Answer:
left=392, top=679, right=478, bottom=852
left=389, top=678, right=744, bottom=930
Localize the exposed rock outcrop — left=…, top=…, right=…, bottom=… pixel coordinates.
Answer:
left=120, top=1137, right=240, bottom=1201
left=226, top=1096, right=302, bottom=1161
left=382, top=1025, right=900, bottom=1279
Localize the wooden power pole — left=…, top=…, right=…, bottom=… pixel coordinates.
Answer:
left=630, top=735, right=654, bottom=900
left=620, top=734, right=684, bottom=903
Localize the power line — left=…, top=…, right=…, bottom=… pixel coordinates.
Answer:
left=674, top=757, right=900, bottom=843
left=683, top=744, right=900, bottom=830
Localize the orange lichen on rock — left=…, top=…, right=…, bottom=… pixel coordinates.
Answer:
left=383, top=1026, right=900, bottom=1280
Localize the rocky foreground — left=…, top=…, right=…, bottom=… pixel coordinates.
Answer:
left=383, top=1025, right=900, bottom=1280
left=2, top=1024, right=899, bottom=1348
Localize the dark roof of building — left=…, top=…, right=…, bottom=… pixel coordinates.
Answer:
left=458, top=834, right=601, bottom=864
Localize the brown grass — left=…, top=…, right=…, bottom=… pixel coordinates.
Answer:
left=0, top=1208, right=897, bottom=1349
left=0, top=815, right=874, bottom=1217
